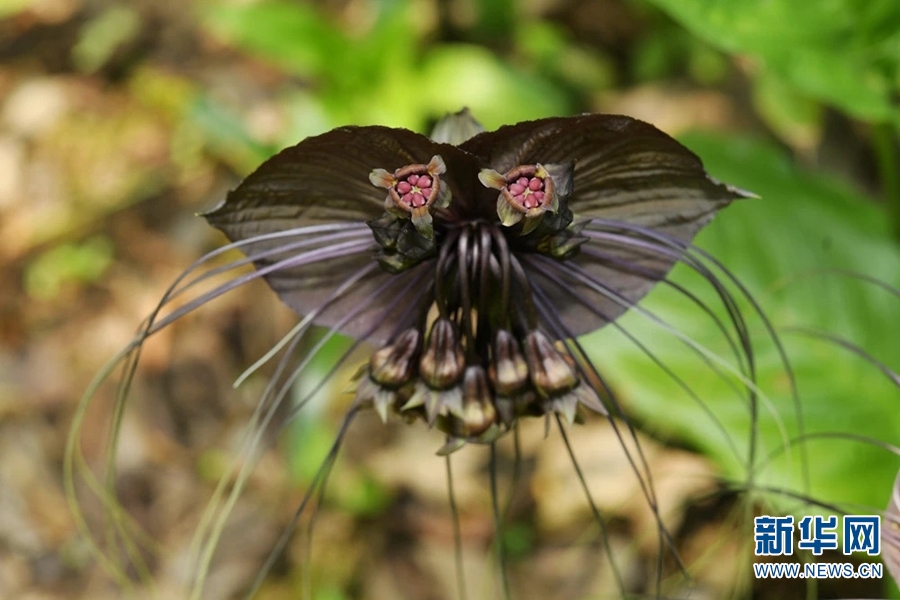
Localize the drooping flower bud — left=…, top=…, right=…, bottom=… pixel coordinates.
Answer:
left=489, top=329, right=529, bottom=396
left=419, top=319, right=466, bottom=389
left=524, top=330, right=578, bottom=397
left=354, top=328, right=421, bottom=423
left=479, top=162, right=573, bottom=235
left=522, top=330, right=606, bottom=424
left=434, top=366, right=502, bottom=455
left=455, top=366, right=497, bottom=437
left=370, top=155, right=451, bottom=239
left=400, top=319, right=467, bottom=424
left=369, top=328, right=421, bottom=387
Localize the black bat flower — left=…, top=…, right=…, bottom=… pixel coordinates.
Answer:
left=204, top=110, right=750, bottom=454
left=69, top=109, right=773, bottom=599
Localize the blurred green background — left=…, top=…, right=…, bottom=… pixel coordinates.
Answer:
left=1, top=0, right=899, bottom=598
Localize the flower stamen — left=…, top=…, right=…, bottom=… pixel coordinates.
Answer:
left=369, top=155, right=451, bottom=240
left=479, top=163, right=573, bottom=235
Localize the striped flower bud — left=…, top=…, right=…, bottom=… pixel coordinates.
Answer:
left=369, top=328, right=420, bottom=387
left=419, top=319, right=465, bottom=389
left=454, top=366, right=497, bottom=438
left=524, top=330, right=578, bottom=397
left=489, top=329, right=530, bottom=396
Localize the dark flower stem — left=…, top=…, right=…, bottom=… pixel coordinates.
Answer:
left=489, top=443, right=510, bottom=600
left=445, top=455, right=468, bottom=600
left=556, top=417, right=628, bottom=595
left=243, top=408, right=359, bottom=600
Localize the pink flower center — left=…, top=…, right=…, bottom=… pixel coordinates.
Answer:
left=395, top=173, right=433, bottom=208
left=506, top=176, right=545, bottom=209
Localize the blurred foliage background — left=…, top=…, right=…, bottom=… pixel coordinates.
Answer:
left=1, top=0, right=899, bottom=598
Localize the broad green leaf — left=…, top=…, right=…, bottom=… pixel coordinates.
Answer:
left=203, top=1, right=344, bottom=79
left=643, top=0, right=900, bottom=124
left=587, top=133, right=900, bottom=515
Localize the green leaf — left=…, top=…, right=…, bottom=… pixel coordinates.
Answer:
left=203, top=1, right=344, bottom=79
left=644, top=0, right=900, bottom=124
left=752, top=71, right=824, bottom=151
left=586, top=132, right=900, bottom=514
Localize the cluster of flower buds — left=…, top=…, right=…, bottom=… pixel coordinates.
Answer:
left=359, top=147, right=605, bottom=453
left=352, top=323, right=607, bottom=453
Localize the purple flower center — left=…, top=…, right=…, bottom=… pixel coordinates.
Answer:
left=396, top=173, right=433, bottom=208
left=507, top=176, right=545, bottom=209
